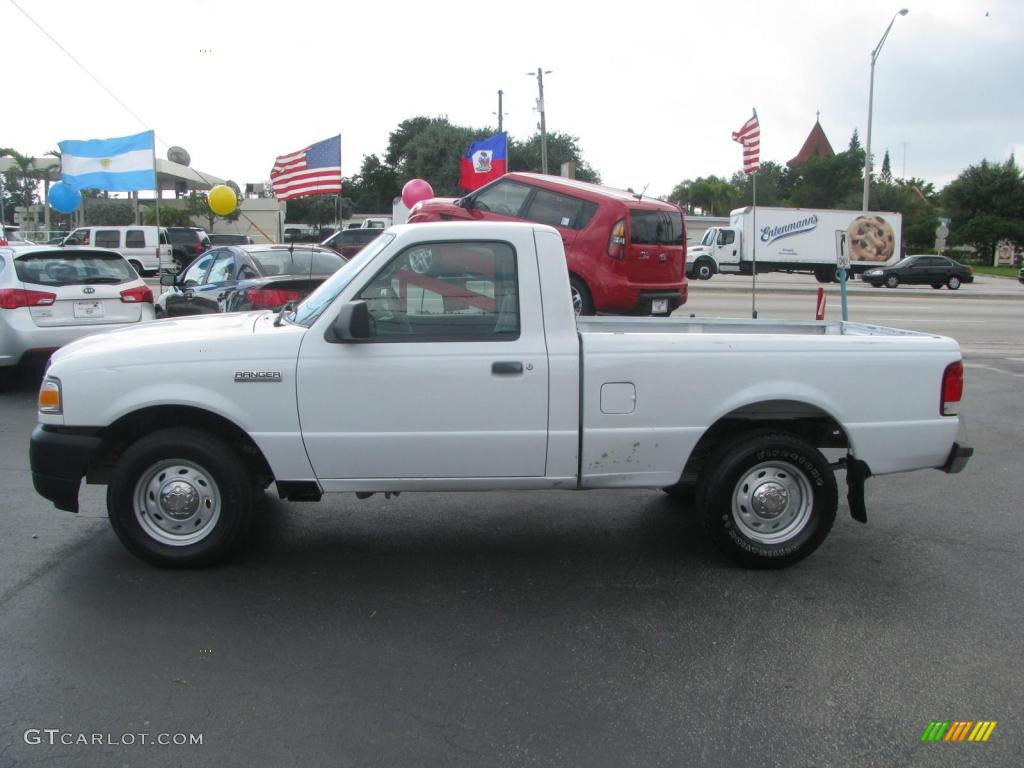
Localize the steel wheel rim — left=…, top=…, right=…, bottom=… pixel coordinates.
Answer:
left=948, top=276, right=960, bottom=289
left=886, top=276, right=898, bottom=288
left=731, top=460, right=813, bottom=544
left=133, top=459, right=221, bottom=546
left=698, top=263, right=712, bottom=280
left=571, top=285, right=583, bottom=315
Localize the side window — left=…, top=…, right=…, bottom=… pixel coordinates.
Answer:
left=206, top=252, right=236, bottom=283
left=95, top=230, right=120, bottom=249
left=719, top=230, right=735, bottom=245
left=125, top=230, right=146, bottom=248
left=69, top=228, right=90, bottom=245
left=356, top=240, right=519, bottom=341
left=182, top=253, right=215, bottom=285
left=471, top=181, right=531, bottom=218
left=523, top=188, right=585, bottom=230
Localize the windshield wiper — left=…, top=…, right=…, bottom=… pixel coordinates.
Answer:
left=273, top=300, right=296, bottom=327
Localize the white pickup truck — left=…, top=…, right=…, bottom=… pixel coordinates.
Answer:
left=29, top=222, right=972, bottom=569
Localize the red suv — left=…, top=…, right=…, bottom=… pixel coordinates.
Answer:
left=407, top=172, right=687, bottom=315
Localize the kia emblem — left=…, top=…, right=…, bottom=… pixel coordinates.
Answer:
left=82, top=286, right=96, bottom=294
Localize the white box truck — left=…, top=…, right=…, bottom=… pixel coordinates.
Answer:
left=686, top=206, right=903, bottom=283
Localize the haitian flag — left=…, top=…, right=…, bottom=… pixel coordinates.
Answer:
left=458, top=132, right=508, bottom=190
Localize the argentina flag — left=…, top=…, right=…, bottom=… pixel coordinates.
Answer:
left=58, top=130, right=156, bottom=192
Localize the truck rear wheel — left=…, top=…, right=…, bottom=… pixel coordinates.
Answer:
left=107, top=427, right=253, bottom=568
left=696, top=431, right=837, bottom=569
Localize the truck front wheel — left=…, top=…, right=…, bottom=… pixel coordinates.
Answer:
left=693, top=259, right=716, bottom=280
left=107, top=427, right=253, bottom=568
left=696, top=432, right=837, bottom=569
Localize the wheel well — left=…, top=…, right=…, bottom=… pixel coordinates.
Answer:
left=677, top=400, right=850, bottom=486
left=85, top=405, right=274, bottom=486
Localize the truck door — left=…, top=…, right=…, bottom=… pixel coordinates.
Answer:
left=717, top=228, right=740, bottom=265
left=296, top=232, right=550, bottom=480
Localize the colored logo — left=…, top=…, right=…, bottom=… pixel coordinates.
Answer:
left=921, top=721, right=997, bottom=742
left=759, top=215, right=819, bottom=244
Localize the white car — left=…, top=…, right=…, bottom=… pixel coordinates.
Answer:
left=1, top=244, right=155, bottom=370
left=0, top=224, right=36, bottom=249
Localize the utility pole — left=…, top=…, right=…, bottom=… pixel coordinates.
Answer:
left=495, top=90, right=505, bottom=133
left=528, top=68, right=552, bottom=174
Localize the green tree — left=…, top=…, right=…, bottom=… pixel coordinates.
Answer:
left=509, top=132, right=600, bottom=184
left=351, top=154, right=399, bottom=213
left=668, top=175, right=740, bottom=215
left=141, top=205, right=193, bottom=227
left=0, top=148, right=39, bottom=223
left=385, top=116, right=484, bottom=196
left=729, top=161, right=792, bottom=208
left=84, top=199, right=134, bottom=225
left=880, top=150, right=893, bottom=183
left=787, top=147, right=865, bottom=209
left=286, top=195, right=338, bottom=229
left=943, top=157, right=1024, bottom=264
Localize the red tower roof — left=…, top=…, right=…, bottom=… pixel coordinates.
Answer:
left=788, top=119, right=835, bottom=168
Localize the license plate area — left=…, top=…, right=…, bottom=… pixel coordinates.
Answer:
left=74, top=301, right=104, bottom=319
left=651, top=299, right=669, bottom=314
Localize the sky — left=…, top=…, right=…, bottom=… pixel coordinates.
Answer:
left=3, top=0, right=1021, bottom=202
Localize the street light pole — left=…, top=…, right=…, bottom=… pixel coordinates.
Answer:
left=862, top=8, right=909, bottom=211
left=528, top=68, right=552, bottom=174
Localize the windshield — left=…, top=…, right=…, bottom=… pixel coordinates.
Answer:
left=291, top=233, right=395, bottom=326
left=700, top=228, right=718, bottom=247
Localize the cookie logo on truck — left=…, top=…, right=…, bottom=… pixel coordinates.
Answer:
left=760, top=215, right=819, bottom=244
left=847, top=215, right=895, bottom=262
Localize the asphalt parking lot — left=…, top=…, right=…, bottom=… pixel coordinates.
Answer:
left=1, top=274, right=1022, bottom=767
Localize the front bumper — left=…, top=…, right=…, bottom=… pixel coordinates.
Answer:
left=940, top=442, right=974, bottom=474
left=29, top=425, right=103, bottom=512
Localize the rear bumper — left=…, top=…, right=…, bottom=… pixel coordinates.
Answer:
left=1, top=309, right=149, bottom=368
left=594, top=282, right=688, bottom=314
left=940, top=442, right=974, bottom=474
left=29, top=425, right=104, bottom=512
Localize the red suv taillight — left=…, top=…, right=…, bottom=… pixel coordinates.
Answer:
left=120, top=285, right=154, bottom=304
left=0, top=288, right=57, bottom=309
left=247, top=288, right=301, bottom=309
left=193, top=241, right=203, bottom=254
left=608, top=219, right=626, bottom=259
left=941, top=361, right=964, bottom=416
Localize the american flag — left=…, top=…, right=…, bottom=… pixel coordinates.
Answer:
left=270, top=135, right=342, bottom=201
left=731, top=111, right=760, bottom=174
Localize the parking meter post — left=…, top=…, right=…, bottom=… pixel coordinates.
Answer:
left=840, top=268, right=849, bottom=321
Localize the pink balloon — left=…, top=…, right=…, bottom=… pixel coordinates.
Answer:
left=402, top=178, right=434, bottom=209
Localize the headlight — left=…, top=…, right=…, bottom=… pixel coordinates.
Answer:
left=38, top=376, right=62, bottom=414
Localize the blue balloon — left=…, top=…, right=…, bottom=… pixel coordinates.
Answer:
left=49, top=182, right=82, bottom=214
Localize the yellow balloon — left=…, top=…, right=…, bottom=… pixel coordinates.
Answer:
left=208, top=184, right=237, bottom=216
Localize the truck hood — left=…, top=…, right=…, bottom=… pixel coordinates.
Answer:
left=48, top=311, right=305, bottom=373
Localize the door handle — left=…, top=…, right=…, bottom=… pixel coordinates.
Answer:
left=491, top=361, right=524, bottom=375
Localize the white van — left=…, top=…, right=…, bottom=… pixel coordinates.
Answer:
left=63, top=226, right=172, bottom=275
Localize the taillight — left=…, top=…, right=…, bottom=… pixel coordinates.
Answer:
left=120, top=285, right=154, bottom=304
left=0, top=288, right=57, bottom=309
left=247, top=288, right=302, bottom=309
left=194, top=241, right=202, bottom=254
left=941, top=361, right=964, bottom=416
left=608, top=219, right=626, bottom=259
left=0, top=237, right=8, bottom=246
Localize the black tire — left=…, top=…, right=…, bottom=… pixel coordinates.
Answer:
left=696, top=431, right=838, bottom=569
left=662, top=483, right=695, bottom=504
left=106, top=427, right=254, bottom=568
left=947, top=275, right=961, bottom=290
left=570, top=275, right=594, bottom=316
left=931, top=284, right=943, bottom=289
left=814, top=266, right=836, bottom=283
left=694, top=259, right=716, bottom=280
left=885, top=274, right=900, bottom=289
left=128, top=259, right=144, bottom=276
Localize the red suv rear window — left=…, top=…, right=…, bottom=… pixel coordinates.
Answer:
left=630, top=210, right=684, bottom=245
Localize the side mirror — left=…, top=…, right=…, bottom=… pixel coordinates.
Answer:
left=65, top=237, right=78, bottom=246
left=159, top=272, right=178, bottom=287
left=325, top=300, right=371, bottom=343
left=458, top=197, right=471, bottom=210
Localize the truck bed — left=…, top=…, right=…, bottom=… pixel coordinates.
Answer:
left=576, top=316, right=932, bottom=338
